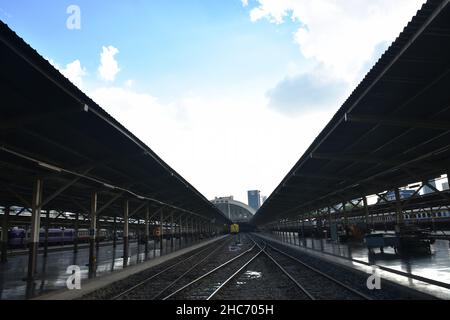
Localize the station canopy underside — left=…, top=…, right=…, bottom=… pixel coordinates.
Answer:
left=0, top=21, right=230, bottom=225
left=253, top=0, right=450, bottom=226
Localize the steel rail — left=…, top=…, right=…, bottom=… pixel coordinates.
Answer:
left=206, top=245, right=264, bottom=300
left=162, top=243, right=257, bottom=300
left=111, top=236, right=230, bottom=300
left=150, top=237, right=232, bottom=300
left=207, top=235, right=314, bottom=300
left=251, top=236, right=315, bottom=300
left=258, top=236, right=372, bottom=300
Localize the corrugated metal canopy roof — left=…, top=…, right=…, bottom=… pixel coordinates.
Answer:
left=253, top=0, right=450, bottom=225
left=0, top=20, right=230, bottom=225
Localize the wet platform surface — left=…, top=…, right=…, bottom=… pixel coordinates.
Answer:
left=0, top=238, right=190, bottom=300
left=269, top=232, right=450, bottom=299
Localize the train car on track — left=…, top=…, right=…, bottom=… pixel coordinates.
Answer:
left=230, top=224, right=239, bottom=234
left=7, top=227, right=110, bottom=249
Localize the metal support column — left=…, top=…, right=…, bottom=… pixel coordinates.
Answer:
left=123, top=200, right=129, bottom=267
left=328, top=206, right=337, bottom=242
left=342, top=202, right=348, bottom=227
left=88, top=192, right=97, bottom=277
left=195, top=219, right=198, bottom=242
left=1, top=206, right=10, bottom=263
left=301, top=218, right=305, bottom=245
left=308, top=212, right=313, bottom=237
left=179, top=215, right=182, bottom=249
left=363, top=196, right=370, bottom=232
left=113, top=216, right=117, bottom=248
left=160, top=209, right=164, bottom=255
left=184, top=216, right=188, bottom=245
left=145, top=205, right=149, bottom=258
left=136, top=219, right=140, bottom=259
left=170, top=213, right=174, bottom=252
left=277, top=223, right=280, bottom=241
left=27, top=178, right=43, bottom=280
left=74, top=212, right=79, bottom=253
left=289, top=222, right=294, bottom=244
left=190, top=217, right=194, bottom=244
left=153, top=220, right=157, bottom=259
left=43, top=210, right=49, bottom=257
left=394, top=188, right=404, bottom=227
left=96, top=215, right=101, bottom=250
left=186, top=216, right=190, bottom=245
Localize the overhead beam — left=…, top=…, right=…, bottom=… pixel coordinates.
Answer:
left=311, top=152, right=404, bottom=166
left=345, top=113, right=450, bottom=130
left=42, top=168, right=94, bottom=207
left=129, top=201, right=148, bottom=218
left=96, top=192, right=125, bottom=216
left=0, top=106, right=82, bottom=131
left=310, top=152, right=436, bottom=170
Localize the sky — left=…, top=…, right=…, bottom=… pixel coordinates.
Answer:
left=0, top=0, right=426, bottom=204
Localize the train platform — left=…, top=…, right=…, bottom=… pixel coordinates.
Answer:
left=0, top=236, right=224, bottom=300
left=258, top=232, right=450, bottom=300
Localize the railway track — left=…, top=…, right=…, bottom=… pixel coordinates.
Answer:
left=109, top=234, right=253, bottom=300
left=79, top=236, right=230, bottom=299
left=163, top=234, right=370, bottom=300
left=83, top=233, right=432, bottom=300
left=111, top=236, right=231, bottom=300
left=256, top=239, right=372, bottom=300
left=163, top=240, right=261, bottom=300
left=207, top=236, right=370, bottom=300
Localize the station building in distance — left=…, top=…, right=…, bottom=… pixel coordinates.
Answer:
left=211, top=196, right=256, bottom=223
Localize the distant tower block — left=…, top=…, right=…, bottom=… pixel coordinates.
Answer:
left=247, top=190, right=261, bottom=210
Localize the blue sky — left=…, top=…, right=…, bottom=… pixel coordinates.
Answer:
left=0, top=0, right=426, bottom=203
left=0, top=1, right=303, bottom=102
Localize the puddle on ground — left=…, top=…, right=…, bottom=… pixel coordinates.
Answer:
left=244, top=270, right=263, bottom=279
left=235, top=270, right=263, bottom=286
left=228, top=245, right=242, bottom=252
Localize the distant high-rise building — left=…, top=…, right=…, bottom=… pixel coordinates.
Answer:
left=248, top=190, right=261, bottom=210
left=262, top=196, right=268, bottom=204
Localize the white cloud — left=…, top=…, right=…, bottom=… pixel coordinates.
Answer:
left=124, top=79, right=134, bottom=88
left=98, top=45, right=120, bottom=82
left=88, top=85, right=332, bottom=202
left=246, top=0, right=426, bottom=84
left=48, top=58, right=86, bottom=89
left=267, top=71, right=348, bottom=115
left=49, top=1, right=430, bottom=203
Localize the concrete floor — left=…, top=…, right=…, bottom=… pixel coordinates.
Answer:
left=271, top=231, right=450, bottom=299
left=0, top=237, right=194, bottom=300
